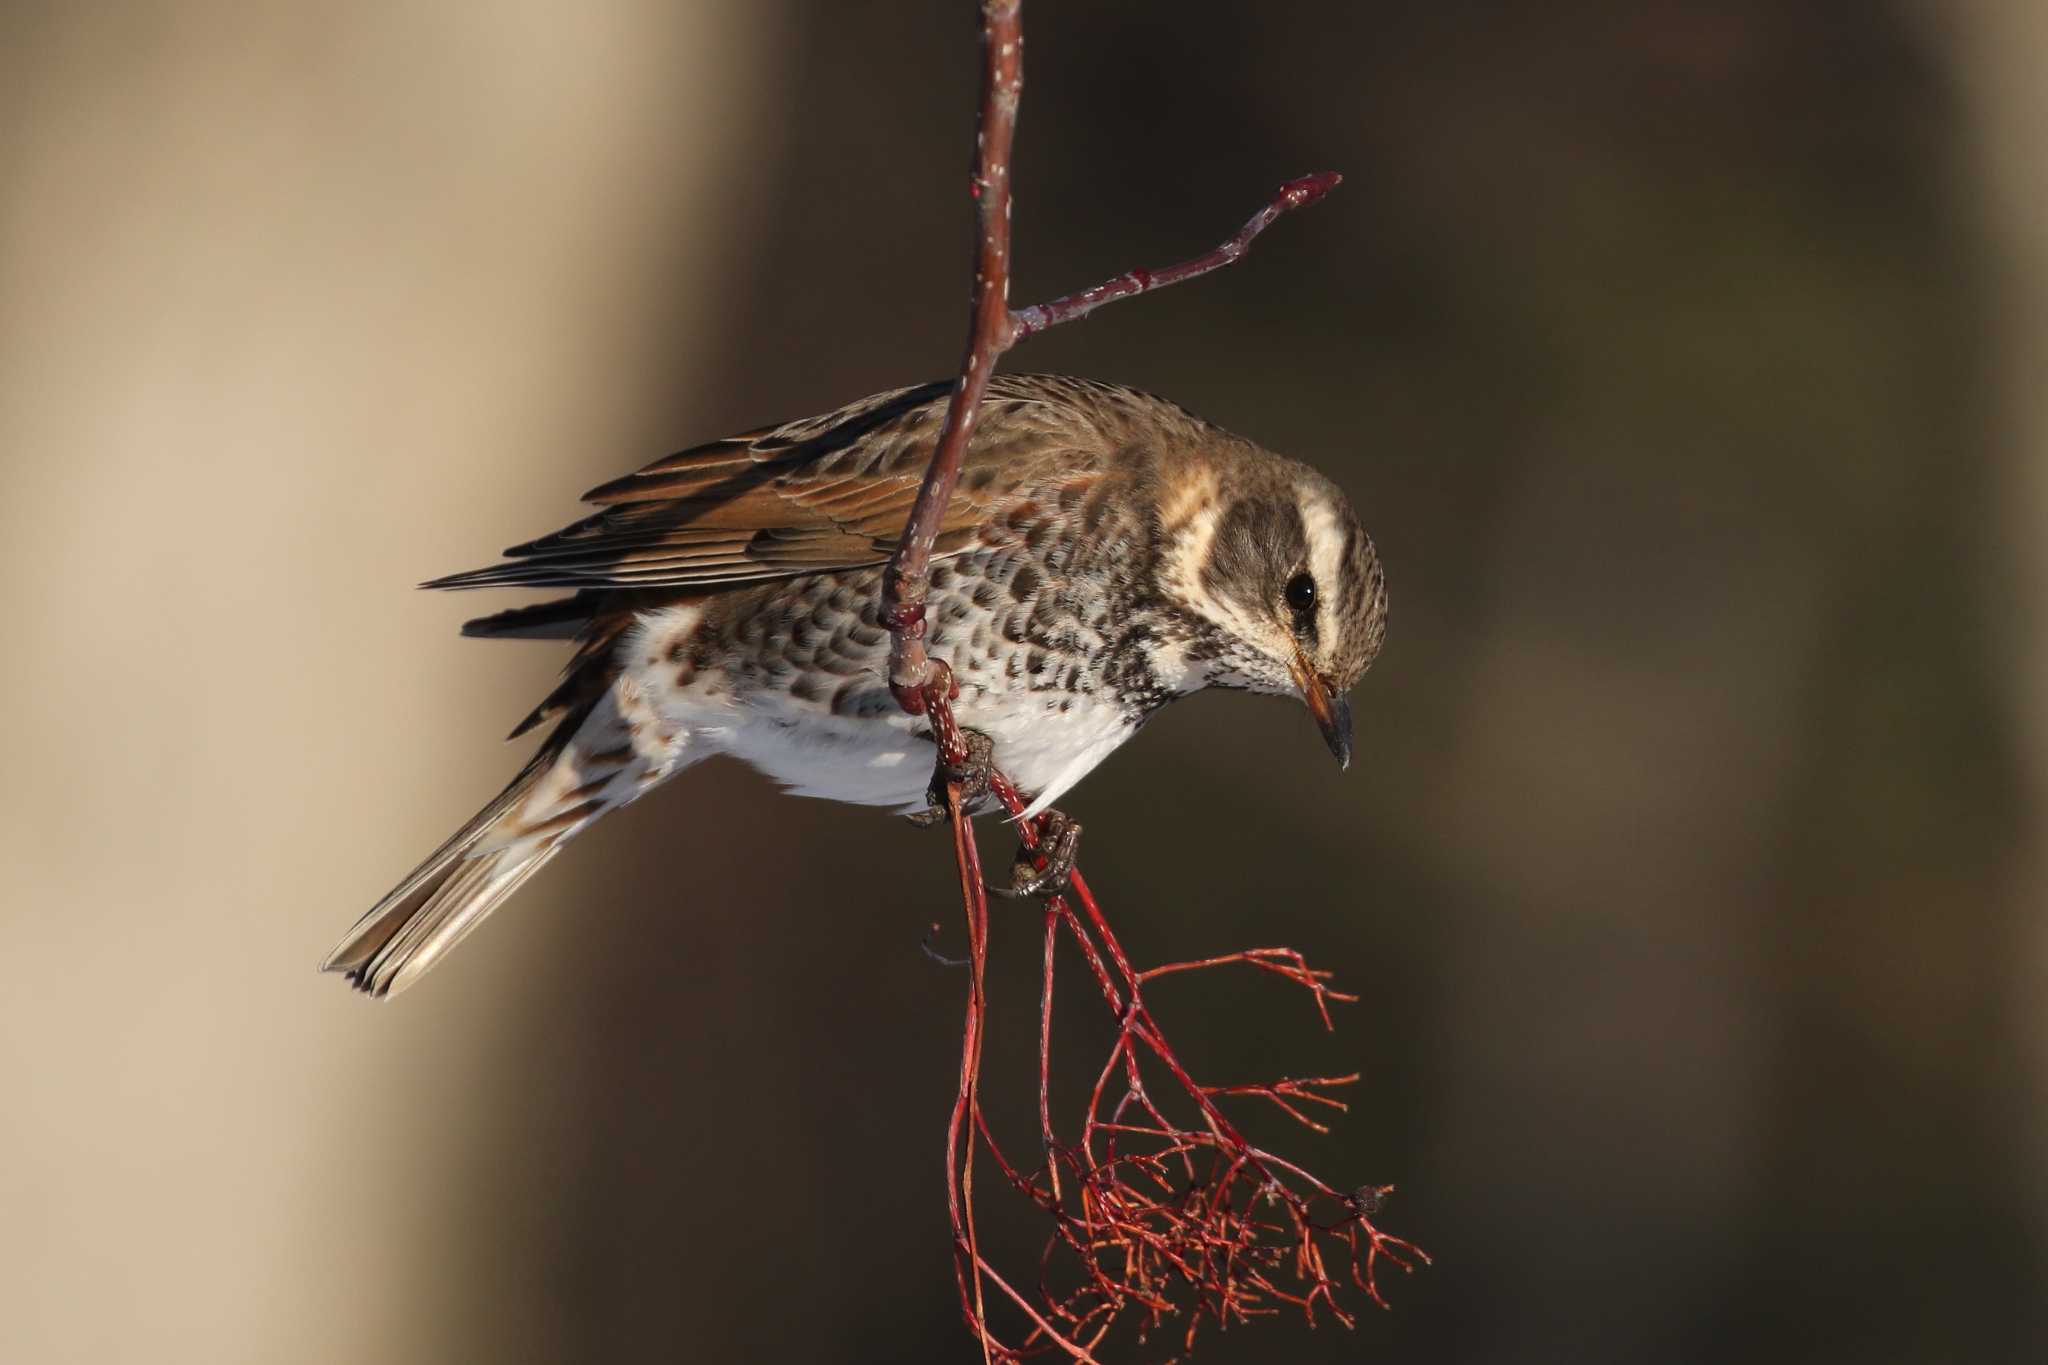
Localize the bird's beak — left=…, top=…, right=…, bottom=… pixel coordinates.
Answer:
left=1290, top=650, right=1353, bottom=770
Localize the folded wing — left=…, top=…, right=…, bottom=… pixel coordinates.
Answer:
left=427, top=377, right=1102, bottom=596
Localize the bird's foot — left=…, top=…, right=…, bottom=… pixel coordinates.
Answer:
left=994, top=808, right=1083, bottom=899
left=907, top=727, right=997, bottom=828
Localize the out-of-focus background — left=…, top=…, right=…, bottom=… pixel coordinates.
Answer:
left=3, top=2, right=2044, bottom=1361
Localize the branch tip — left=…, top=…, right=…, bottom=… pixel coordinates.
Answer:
left=1279, top=170, right=1343, bottom=209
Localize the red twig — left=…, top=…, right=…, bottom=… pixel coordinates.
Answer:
left=1198, top=1076, right=1359, bottom=1136
left=1140, top=947, right=1359, bottom=1032
left=924, top=762, right=1426, bottom=1358
left=876, top=4, right=1412, bottom=1358
left=946, top=776, right=996, bottom=1364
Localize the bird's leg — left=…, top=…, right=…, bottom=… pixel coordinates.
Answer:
left=908, top=726, right=997, bottom=828
left=994, top=808, right=1083, bottom=899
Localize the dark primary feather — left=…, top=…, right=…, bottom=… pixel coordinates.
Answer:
left=459, top=593, right=604, bottom=640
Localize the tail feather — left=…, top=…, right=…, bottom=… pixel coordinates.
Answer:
left=320, top=745, right=566, bottom=997
left=324, top=676, right=691, bottom=997
left=345, top=841, right=563, bottom=997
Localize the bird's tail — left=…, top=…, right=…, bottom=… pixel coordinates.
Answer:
left=322, top=675, right=687, bottom=997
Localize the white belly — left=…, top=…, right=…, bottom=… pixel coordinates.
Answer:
left=623, top=604, right=1147, bottom=818
left=664, top=687, right=1141, bottom=817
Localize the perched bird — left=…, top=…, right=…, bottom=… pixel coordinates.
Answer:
left=323, top=375, right=1387, bottom=996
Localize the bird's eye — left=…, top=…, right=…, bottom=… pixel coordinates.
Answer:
left=1285, top=572, right=1317, bottom=615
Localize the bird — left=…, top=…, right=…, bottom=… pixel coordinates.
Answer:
left=322, top=374, right=1388, bottom=997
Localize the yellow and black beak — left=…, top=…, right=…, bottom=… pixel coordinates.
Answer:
left=1290, top=651, right=1353, bottom=770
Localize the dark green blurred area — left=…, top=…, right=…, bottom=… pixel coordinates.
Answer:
left=425, top=3, right=2043, bottom=1361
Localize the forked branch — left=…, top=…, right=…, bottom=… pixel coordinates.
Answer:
left=881, top=0, right=1340, bottom=709
left=877, top=4, right=1413, bottom=1359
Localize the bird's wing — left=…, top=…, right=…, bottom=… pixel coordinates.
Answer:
left=427, top=376, right=1112, bottom=594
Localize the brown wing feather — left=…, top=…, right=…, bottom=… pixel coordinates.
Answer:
left=425, top=376, right=1140, bottom=595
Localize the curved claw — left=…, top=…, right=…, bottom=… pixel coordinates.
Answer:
left=992, top=809, right=1082, bottom=899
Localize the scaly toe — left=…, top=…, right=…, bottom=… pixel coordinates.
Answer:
left=995, top=809, right=1082, bottom=899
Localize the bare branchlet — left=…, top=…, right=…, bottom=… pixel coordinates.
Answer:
left=880, top=5, right=1420, bottom=1359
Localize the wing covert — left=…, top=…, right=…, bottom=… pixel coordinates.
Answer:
left=425, top=376, right=1140, bottom=594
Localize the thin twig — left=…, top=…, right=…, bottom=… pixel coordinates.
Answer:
left=1007, top=171, right=1342, bottom=344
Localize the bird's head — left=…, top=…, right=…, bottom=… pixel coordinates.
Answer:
left=1152, top=457, right=1387, bottom=768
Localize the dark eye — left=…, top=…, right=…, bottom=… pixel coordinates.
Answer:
left=1285, top=572, right=1317, bottom=615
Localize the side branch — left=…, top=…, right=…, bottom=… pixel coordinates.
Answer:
left=1007, top=171, right=1342, bottom=342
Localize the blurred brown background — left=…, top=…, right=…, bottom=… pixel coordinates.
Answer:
left=3, top=2, right=2044, bottom=1361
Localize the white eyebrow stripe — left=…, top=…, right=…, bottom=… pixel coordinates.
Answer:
left=1163, top=496, right=1267, bottom=646
left=1299, top=495, right=1346, bottom=632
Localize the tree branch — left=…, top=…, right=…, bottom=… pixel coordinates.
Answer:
left=880, top=0, right=1024, bottom=711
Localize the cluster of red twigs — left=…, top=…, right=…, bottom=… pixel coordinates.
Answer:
left=923, top=686, right=1424, bottom=1362
left=879, top=5, right=1421, bottom=1358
